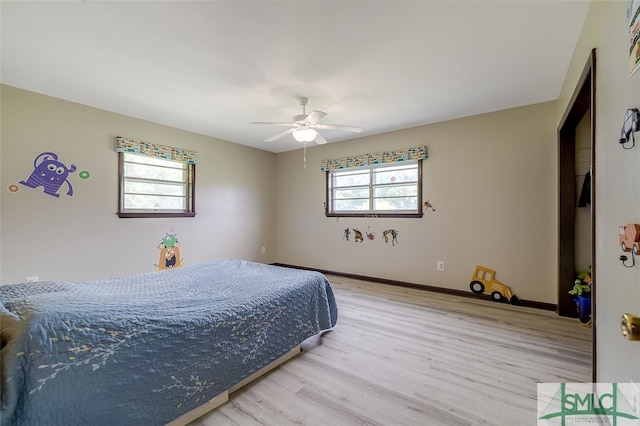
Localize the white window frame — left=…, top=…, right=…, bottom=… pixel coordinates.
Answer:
left=326, top=160, right=422, bottom=218
left=118, top=152, right=196, bottom=218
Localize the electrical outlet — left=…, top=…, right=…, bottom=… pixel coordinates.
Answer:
left=437, top=260, right=445, bottom=271
left=26, top=276, right=39, bottom=283
left=261, top=246, right=266, bottom=255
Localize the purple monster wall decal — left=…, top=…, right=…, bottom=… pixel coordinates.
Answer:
left=19, top=151, right=77, bottom=197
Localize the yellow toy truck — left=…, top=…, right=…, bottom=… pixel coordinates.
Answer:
left=469, top=265, right=522, bottom=305
left=619, top=223, right=640, bottom=255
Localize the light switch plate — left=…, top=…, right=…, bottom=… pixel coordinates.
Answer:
left=631, top=380, right=640, bottom=416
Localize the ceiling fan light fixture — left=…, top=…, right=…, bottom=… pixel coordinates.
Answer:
left=251, top=97, right=360, bottom=145
left=292, top=127, right=317, bottom=142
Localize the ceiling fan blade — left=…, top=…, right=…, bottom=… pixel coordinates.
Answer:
left=314, top=132, right=328, bottom=145
left=265, top=128, right=295, bottom=142
left=314, top=123, right=362, bottom=133
left=305, top=110, right=327, bottom=123
left=250, top=121, right=295, bottom=126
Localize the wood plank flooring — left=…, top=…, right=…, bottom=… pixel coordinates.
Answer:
left=191, top=274, right=592, bottom=426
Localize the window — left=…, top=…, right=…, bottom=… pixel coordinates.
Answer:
left=326, top=160, right=422, bottom=218
left=118, top=152, right=195, bottom=218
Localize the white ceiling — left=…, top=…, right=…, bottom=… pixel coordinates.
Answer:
left=1, top=1, right=590, bottom=153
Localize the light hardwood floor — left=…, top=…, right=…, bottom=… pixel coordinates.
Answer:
left=192, top=274, right=592, bottom=426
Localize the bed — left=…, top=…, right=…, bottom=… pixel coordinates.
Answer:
left=0, top=259, right=338, bottom=425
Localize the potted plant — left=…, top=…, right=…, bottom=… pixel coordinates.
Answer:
left=569, top=271, right=591, bottom=325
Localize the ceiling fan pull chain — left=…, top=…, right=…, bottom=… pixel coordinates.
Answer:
left=303, top=142, right=307, bottom=168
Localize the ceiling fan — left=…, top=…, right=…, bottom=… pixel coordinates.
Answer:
left=251, top=97, right=362, bottom=144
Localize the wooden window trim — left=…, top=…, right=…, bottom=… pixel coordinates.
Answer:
left=325, top=160, right=423, bottom=218
left=117, top=152, right=196, bottom=218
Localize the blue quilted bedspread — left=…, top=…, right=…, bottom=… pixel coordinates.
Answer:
left=0, top=259, right=337, bottom=425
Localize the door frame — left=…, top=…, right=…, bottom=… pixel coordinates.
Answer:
left=557, top=48, right=596, bottom=381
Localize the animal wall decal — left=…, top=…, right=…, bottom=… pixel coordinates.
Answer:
left=366, top=226, right=375, bottom=241
left=155, top=229, right=184, bottom=270
left=19, top=151, right=77, bottom=197
left=424, top=200, right=436, bottom=212
left=382, top=229, right=399, bottom=246
left=340, top=227, right=399, bottom=246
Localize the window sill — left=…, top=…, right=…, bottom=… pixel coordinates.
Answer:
left=118, top=212, right=196, bottom=219
left=325, top=213, right=423, bottom=218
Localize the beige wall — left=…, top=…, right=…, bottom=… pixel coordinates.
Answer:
left=276, top=101, right=558, bottom=304
left=6, top=1, right=638, bottom=383
left=0, top=85, right=277, bottom=283
left=558, top=1, right=640, bottom=383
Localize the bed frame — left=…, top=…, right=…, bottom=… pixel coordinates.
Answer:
left=167, top=345, right=301, bottom=425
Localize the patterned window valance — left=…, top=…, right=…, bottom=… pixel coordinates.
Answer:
left=115, top=136, right=198, bottom=164
left=320, top=145, right=427, bottom=172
